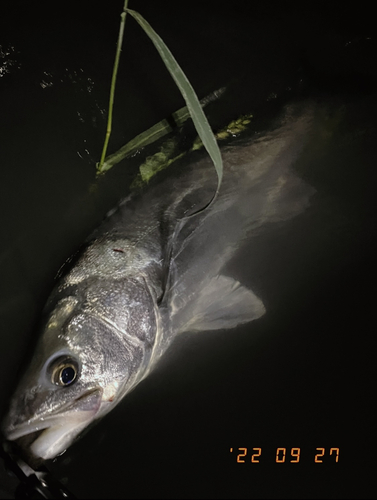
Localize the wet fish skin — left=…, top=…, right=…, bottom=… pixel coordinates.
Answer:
left=2, top=102, right=316, bottom=461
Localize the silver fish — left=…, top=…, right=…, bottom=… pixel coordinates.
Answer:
left=2, top=102, right=315, bottom=461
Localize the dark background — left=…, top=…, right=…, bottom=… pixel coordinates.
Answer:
left=0, top=1, right=376, bottom=498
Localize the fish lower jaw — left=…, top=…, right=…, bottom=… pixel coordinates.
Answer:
left=4, top=388, right=104, bottom=460
left=6, top=410, right=98, bottom=460
left=30, top=417, right=92, bottom=460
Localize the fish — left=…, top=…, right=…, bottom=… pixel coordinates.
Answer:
left=2, top=101, right=316, bottom=462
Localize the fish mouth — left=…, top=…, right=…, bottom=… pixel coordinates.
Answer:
left=4, top=388, right=103, bottom=460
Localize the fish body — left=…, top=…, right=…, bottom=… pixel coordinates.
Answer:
left=2, top=102, right=315, bottom=461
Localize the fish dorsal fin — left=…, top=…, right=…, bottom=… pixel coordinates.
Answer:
left=172, top=275, right=266, bottom=334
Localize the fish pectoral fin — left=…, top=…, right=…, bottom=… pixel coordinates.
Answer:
left=175, top=275, right=266, bottom=333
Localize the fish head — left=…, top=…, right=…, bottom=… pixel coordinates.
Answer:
left=2, top=275, right=157, bottom=461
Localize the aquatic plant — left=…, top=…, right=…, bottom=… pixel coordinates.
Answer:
left=96, top=1, right=223, bottom=200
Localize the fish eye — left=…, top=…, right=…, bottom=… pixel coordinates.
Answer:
left=49, top=356, right=79, bottom=387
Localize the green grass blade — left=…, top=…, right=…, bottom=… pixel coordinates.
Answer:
left=126, top=8, right=223, bottom=197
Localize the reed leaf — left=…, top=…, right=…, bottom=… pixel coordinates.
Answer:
left=126, top=8, right=223, bottom=197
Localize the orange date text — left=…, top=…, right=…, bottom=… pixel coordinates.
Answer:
left=229, top=447, right=339, bottom=463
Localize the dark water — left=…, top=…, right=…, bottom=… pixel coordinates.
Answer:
left=0, top=2, right=376, bottom=498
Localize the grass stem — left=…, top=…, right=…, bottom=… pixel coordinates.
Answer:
left=97, top=0, right=129, bottom=174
